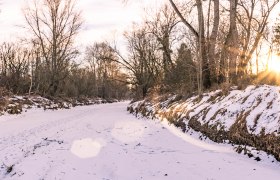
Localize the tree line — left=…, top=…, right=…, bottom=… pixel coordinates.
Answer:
left=0, top=0, right=129, bottom=99
left=0, top=0, right=280, bottom=100
left=115, top=0, right=280, bottom=98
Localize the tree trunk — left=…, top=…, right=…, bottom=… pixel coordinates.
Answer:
left=208, top=0, right=219, bottom=83
left=196, top=0, right=211, bottom=89
left=228, top=0, right=239, bottom=83
left=220, top=0, right=238, bottom=84
left=169, top=0, right=211, bottom=89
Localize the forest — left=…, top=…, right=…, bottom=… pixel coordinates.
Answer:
left=0, top=0, right=280, bottom=100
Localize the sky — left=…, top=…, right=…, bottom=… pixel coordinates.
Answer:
left=0, top=0, right=161, bottom=47
left=0, top=0, right=279, bottom=50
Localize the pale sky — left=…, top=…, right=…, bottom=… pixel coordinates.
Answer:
left=0, top=0, right=162, bottom=47
left=0, top=0, right=279, bottom=48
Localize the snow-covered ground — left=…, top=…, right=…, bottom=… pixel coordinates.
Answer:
left=0, top=102, right=279, bottom=180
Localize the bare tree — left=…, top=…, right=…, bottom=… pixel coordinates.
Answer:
left=0, top=42, right=31, bottom=94
left=145, top=4, right=179, bottom=81
left=125, top=26, right=161, bottom=97
left=85, top=42, right=129, bottom=99
left=169, top=0, right=212, bottom=92
left=219, top=0, right=238, bottom=84
left=23, top=0, right=83, bottom=96
left=236, top=0, right=279, bottom=77
left=110, top=24, right=162, bottom=98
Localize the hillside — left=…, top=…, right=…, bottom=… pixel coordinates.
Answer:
left=128, top=85, right=280, bottom=161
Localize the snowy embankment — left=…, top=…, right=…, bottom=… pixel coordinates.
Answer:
left=0, top=102, right=280, bottom=180
left=0, top=95, right=117, bottom=115
left=128, top=85, right=280, bottom=161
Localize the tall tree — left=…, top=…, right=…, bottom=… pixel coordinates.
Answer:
left=219, top=0, right=238, bottom=84
left=23, top=0, right=83, bottom=96
left=146, top=5, right=179, bottom=80
left=207, top=0, right=220, bottom=83
left=111, top=24, right=161, bottom=98
left=169, top=0, right=212, bottom=91
left=124, top=26, right=161, bottom=98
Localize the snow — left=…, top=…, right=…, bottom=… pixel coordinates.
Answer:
left=136, top=85, right=280, bottom=135
left=71, top=138, right=104, bottom=159
left=0, top=102, right=280, bottom=179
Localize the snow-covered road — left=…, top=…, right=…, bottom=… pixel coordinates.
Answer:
left=0, top=102, right=279, bottom=180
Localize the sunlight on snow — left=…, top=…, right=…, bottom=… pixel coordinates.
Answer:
left=111, top=121, right=145, bottom=143
left=70, top=138, right=106, bottom=158
left=161, top=120, right=232, bottom=153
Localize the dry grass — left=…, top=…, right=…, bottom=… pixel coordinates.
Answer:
left=128, top=91, right=280, bottom=161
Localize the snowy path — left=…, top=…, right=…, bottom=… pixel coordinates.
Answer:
left=0, top=102, right=279, bottom=180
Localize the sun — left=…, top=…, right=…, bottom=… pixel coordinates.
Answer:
left=269, top=55, right=280, bottom=73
